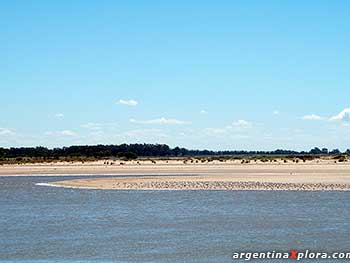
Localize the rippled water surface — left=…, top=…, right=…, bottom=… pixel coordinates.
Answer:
left=1, top=176, right=350, bottom=263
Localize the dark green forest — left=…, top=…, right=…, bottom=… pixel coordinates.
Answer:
left=0, top=144, right=349, bottom=163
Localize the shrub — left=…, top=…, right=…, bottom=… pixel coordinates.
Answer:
left=123, top=152, right=138, bottom=160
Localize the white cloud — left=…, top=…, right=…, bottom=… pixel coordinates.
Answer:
left=205, top=128, right=227, bottom=135
left=61, top=130, right=77, bottom=136
left=330, top=108, right=350, bottom=122
left=118, top=99, right=138, bottom=106
left=45, top=130, right=78, bottom=137
left=81, top=122, right=118, bottom=131
left=200, top=110, right=208, bottom=114
left=273, top=110, right=280, bottom=115
left=0, top=128, right=14, bottom=135
left=302, top=114, right=322, bottom=120
left=205, top=120, right=253, bottom=137
left=130, top=117, right=191, bottom=125
left=81, top=122, right=102, bottom=130
left=55, top=113, right=64, bottom=118
left=231, top=119, right=253, bottom=128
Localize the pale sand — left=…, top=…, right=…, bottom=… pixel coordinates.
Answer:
left=1, top=159, right=349, bottom=176
left=52, top=174, right=350, bottom=191
left=1, top=160, right=348, bottom=190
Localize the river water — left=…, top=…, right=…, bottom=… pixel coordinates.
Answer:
left=1, top=176, right=349, bottom=262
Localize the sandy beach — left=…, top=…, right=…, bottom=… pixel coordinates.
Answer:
left=52, top=174, right=350, bottom=191
left=2, top=159, right=350, bottom=190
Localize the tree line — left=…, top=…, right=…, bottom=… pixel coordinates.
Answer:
left=0, top=144, right=349, bottom=160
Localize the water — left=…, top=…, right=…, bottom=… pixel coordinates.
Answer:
left=1, top=176, right=350, bottom=263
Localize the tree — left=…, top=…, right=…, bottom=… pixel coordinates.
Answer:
left=329, top=149, right=341, bottom=155
left=309, top=147, right=322, bottom=155
left=321, top=148, right=329, bottom=154
left=0, top=148, right=5, bottom=159
left=0, top=144, right=347, bottom=160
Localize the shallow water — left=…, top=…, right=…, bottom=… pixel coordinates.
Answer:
left=1, top=176, right=350, bottom=262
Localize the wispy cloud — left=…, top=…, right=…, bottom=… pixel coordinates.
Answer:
left=302, top=114, right=322, bottom=120
left=200, top=110, right=208, bottom=114
left=81, top=122, right=103, bottom=130
left=61, top=130, right=77, bottom=136
left=0, top=128, right=14, bottom=135
left=205, top=119, right=253, bottom=136
left=205, top=128, right=227, bottom=135
left=45, top=130, right=78, bottom=137
left=130, top=117, right=191, bottom=125
left=330, top=108, right=350, bottom=122
left=301, top=109, right=350, bottom=122
left=81, top=122, right=118, bottom=131
left=118, top=99, right=138, bottom=106
left=273, top=110, right=280, bottom=115
left=230, top=119, right=253, bottom=128
left=55, top=113, right=64, bottom=118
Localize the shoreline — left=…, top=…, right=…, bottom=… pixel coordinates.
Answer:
left=2, top=161, right=350, bottom=191
left=1, top=159, right=350, bottom=176
left=49, top=178, right=350, bottom=191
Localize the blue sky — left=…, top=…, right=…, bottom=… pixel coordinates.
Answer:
left=1, top=1, right=350, bottom=150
